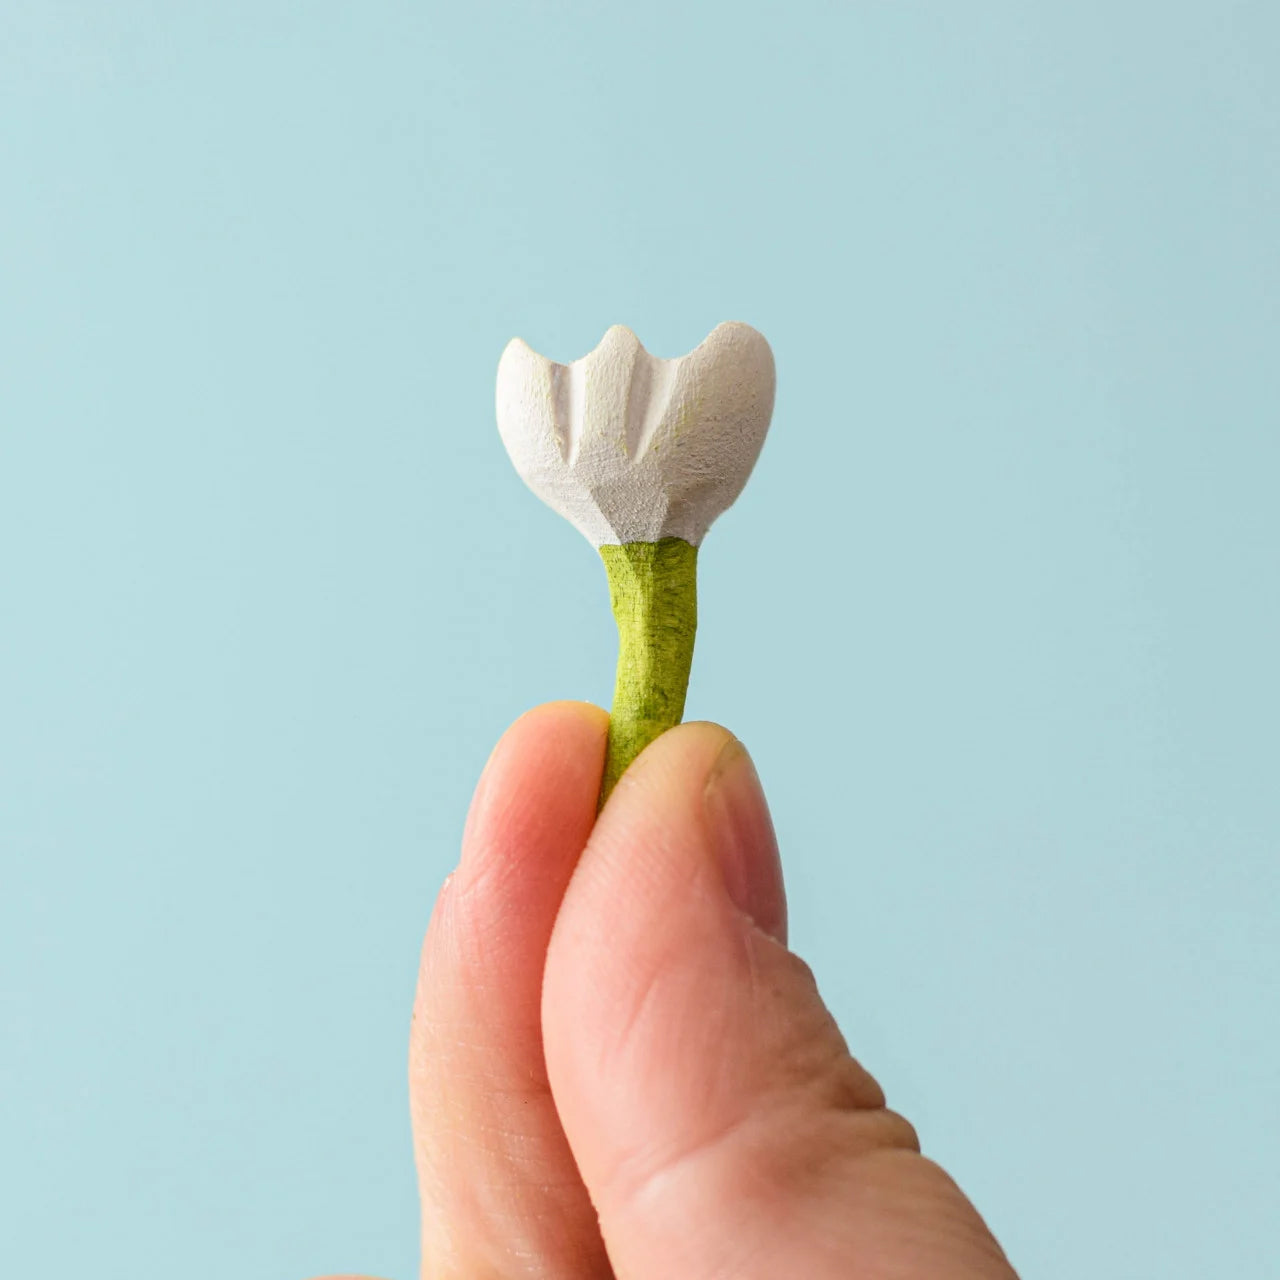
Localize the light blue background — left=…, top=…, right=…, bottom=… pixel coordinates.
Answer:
left=2, top=3, right=1277, bottom=1277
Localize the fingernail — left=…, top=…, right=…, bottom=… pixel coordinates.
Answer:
left=704, top=738, right=787, bottom=944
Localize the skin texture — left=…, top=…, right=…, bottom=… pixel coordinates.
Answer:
left=311, top=702, right=1020, bottom=1280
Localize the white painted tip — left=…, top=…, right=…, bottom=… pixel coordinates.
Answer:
left=496, top=321, right=775, bottom=547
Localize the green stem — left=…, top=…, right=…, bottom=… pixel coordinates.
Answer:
left=598, top=537, right=699, bottom=806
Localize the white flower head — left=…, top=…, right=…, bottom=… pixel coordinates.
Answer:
left=496, top=321, right=775, bottom=547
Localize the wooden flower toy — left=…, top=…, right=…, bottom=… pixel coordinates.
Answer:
left=496, top=321, right=776, bottom=802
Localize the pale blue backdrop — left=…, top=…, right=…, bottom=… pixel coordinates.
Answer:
left=2, top=3, right=1276, bottom=1277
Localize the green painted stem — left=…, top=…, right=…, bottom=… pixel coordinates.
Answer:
left=598, top=537, right=699, bottom=806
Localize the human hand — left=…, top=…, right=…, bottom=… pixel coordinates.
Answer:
left=320, top=702, right=1018, bottom=1279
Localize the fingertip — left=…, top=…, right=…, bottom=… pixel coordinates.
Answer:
left=482, top=700, right=610, bottom=787
left=576, top=720, right=783, bottom=943
left=512, top=698, right=611, bottom=736
left=595, top=719, right=737, bottom=820
left=460, top=701, right=608, bottom=879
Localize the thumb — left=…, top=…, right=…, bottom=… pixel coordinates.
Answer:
left=542, top=723, right=1017, bottom=1280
